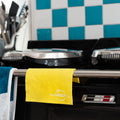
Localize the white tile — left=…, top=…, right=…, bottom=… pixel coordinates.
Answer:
left=51, top=0, right=68, bottom=9
left=52, top=27, right=68, bottom=40
left=68, top=7, right=85, bottom=27
left=85, top=25, right=103, bottom=39
left=31, top=10, right=52, bottom=40
left=34, top=10, right=52, bottom=28
left=85, top=0, right=103, bottom=6
left=103, top=4, right=120, bottom=25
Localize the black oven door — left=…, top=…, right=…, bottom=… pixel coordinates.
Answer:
left=48, top=104, right=120, bottom=120
left=24, top=78, right=120, bottom=120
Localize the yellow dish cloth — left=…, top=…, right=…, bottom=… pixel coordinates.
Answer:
left=25, top=68, right=78, bottom=105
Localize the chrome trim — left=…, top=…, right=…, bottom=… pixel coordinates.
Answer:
left=91, top=50, right=103, bottom=58
left=92, top=49, right=120, bottom=58
left=91, top=49, right=105, bottom=65
left=82, top=95, right=115, bottom=104
left=82, top=101, right=116, bottom=104
left=74, top=70, right=120, bottom=78
left=92, top=49, right=120, bottom=64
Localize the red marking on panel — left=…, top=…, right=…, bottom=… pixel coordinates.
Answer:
left=103, top=99, right=110, bottom=102
left=104, top=96, right=110, bottom=98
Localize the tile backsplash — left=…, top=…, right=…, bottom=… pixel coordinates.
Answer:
left=30, top=0, right=120, bottom=40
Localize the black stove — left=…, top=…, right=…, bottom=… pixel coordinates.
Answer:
left=2, top=39, right=120, bottom=120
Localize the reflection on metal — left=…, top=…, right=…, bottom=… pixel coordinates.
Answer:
left=92, top=48, right=120, bottom=65
left=14, top=69, right=27, bottom=76
left=2, top=50, right=82, bottom=60
left=74, top=70, right=120, bottom=78
left=14, top=69, right=120, bottom=78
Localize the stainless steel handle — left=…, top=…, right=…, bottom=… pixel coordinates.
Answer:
left=13, top=69, right=120, bottom=78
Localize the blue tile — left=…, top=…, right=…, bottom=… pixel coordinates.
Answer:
left=36, top=0, right=51, bottom=10
left=103, top=0, right=120, bottom=4
left=37, top=29, right=52, bottom=40
left=52, top=9, right=67, bottom=27
left=68, top=0, right=84, bottom=7
left=69, top=27, right=85, bottom=40
left=86, top=6, right=103, bottom=25
left=104, top=24, right=120, bottom=38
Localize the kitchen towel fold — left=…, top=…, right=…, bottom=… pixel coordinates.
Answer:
left=26, top=68, right=78, bottom=105
left=0, top=67, right=18, bottom=120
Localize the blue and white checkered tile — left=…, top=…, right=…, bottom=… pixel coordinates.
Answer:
left=31, top=0, right=120, bottom=40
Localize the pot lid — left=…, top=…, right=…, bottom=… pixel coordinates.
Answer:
left=2, top=49, right=83, bottom=60
left=92, top=48, right=120, bottom=65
